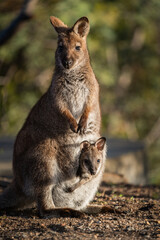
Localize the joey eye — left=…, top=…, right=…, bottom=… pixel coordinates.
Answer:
left=84, top=159, right=89, bottom=165
left=75, top=46, right=81, bottom=51
left=58, top=42, right=64, bottom=51
left=97, top=159, right=100, bottom=163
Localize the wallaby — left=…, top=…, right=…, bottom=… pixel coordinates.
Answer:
left=0, top=16, right=114, bottom=218
left=65, top=137, right=106, bottom=193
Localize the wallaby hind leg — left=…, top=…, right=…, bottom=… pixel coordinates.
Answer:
left=0, top=182, right=28, bottom=210
left=37, top=185, right=84, bottom=218
left=36, top=185, right=55, bottom=217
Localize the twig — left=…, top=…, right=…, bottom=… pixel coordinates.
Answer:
left=0, top=65, right=17, bottom=86
left=0, top=0, right=38, bottom=46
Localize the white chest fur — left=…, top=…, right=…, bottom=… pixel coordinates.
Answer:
left=62, top=74, right=89, bottom=119
left=69, top=86, right=89, bottom=119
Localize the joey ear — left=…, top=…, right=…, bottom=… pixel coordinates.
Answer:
left=73, top=17, right=90, bottom=37
left=95, top=137, right=106, bottom=151
left=50, top=16, right=68, bottom=33
left=80, top=140, right=90, bottom=150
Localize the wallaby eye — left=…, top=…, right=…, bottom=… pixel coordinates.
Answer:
left=58, top=42, right=64, bottom=51
left=97, top=159, right=100, bottom=163
left=58, top=45, right=63, bottom=51
left=59, top=41, right=63, bottom=46
left=75, top=46, right=81, bottom=51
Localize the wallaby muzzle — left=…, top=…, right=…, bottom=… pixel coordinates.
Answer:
left=62, top=57, right=74, bottom=69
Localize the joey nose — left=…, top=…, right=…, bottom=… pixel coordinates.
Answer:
left=91, top=169, right=96, bottom=175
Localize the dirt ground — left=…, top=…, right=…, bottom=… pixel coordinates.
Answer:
left=0, top=176, right=160, bottom=240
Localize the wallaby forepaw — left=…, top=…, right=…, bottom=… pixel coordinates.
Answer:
left=77, top=120, right=87, bottom=134
left=64, top=187, right=74, bottom=193
left=70, top=121, right=78, bottom=133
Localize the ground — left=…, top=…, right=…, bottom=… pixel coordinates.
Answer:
left=0, top=177, right=160, bottom=240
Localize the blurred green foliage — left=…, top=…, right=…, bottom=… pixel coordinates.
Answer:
left=0, top=0, right=160, bottom=183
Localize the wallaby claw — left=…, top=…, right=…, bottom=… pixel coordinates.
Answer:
left=77, top=122, right=87, bottom=134
left=64, top=187, right=74, bottom=193
left=70, top=121, right=78, bottom=133
left=78, top=126, right=86, bottom=135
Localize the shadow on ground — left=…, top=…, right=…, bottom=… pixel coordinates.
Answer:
left=0, top=176, right=159, bottom=240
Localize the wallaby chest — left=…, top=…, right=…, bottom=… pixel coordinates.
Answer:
left=62, top=75, right=89, bottom=119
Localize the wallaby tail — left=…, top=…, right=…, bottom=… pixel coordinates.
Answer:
left=0, top=182, right=27, bottom=210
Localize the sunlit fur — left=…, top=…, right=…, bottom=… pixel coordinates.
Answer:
left=0, top=16, right=106, bottom=217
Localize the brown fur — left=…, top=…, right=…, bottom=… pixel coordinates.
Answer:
left=0, top=17, right=109, bottom=217
left=65, top=137, right=106, bottom=192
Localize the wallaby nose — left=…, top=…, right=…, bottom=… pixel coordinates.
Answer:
left=62, top=58, right=73, bottom=69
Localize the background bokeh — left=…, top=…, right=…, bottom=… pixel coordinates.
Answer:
left=0, top=0, right=160, bottom=184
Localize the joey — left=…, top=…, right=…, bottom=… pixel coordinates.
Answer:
left=65, top=137, right=106, bottom=193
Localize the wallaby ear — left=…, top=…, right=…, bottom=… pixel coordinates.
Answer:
left=50, top=16, right=68, bottom=33
left=95, top=137, right=106, bottom=151
left=80, top=140, right=90, bottom=150
left=73, top=17, right=90, bottom=37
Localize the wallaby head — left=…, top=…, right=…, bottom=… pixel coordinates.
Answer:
left=50, top=16, right=90, bottom=70
left=78, top=137, right=106, bottom=177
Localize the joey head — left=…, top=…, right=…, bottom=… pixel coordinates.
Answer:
left=65, top=137, right=106, bottom=193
